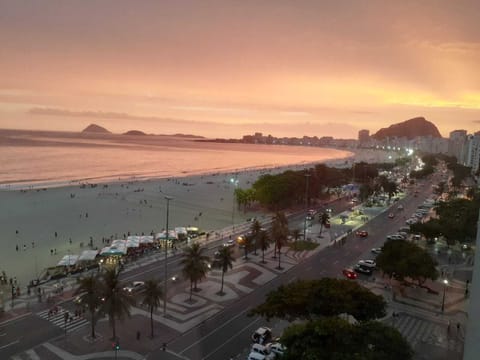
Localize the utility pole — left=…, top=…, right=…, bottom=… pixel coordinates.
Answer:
left=163, top=196, right=173, bottom=317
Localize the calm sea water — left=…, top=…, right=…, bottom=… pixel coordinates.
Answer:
left=0, top=131, right=353, bottom=187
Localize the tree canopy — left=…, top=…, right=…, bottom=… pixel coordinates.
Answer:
left=376, top=240, right=438, bottom=285
left=248, top=278, right=386, bottom=322
left=281, top=317, right=413, bottom=360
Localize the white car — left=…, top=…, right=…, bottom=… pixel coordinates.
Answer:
left=123, top=281, right=145, bottom=294
left=250, top=344, right=275, bottom=360
left=358, top=259, right=376, bottom=268
left=252, top=326, right=272, bottom=344
left=266, top=342, right=286, bottom=356
left=371, top=247, right=382, bottom=254
left=224, top=239, right=235, bottom=247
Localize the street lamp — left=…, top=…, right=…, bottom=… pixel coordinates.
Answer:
left=230, top=176, right=239, bottom=234
left=303, top=172, right=311, bottom=241
left=441, top=279, right=449, bottom=313
left=163, top=195, right=173, bottom=317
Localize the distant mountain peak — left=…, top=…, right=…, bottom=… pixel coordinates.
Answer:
left=122, top=130, right=146, bottom=136
left=81, top=124, right=111, bottom=134
left=372, top=117, right=441, bottom=140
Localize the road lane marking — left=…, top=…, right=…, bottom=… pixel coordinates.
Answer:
left=0, top=339, right=19, bottom=350
left=202, top=317, right=262, bottom=360
left=179, top=307, right=252, bottom=354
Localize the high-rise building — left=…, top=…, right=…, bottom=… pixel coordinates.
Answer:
left=358, top=130, right=370, bottom=144
left=449, top=130, right=468, bottom=164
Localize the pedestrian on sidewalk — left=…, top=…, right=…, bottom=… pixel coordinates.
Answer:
left=136, top=330, right=141, bottom=340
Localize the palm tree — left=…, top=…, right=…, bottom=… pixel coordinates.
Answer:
left=212, top=246, right=235, bottom=295
left=142, top=279, right=162, bottom=338
left=271, top=212, right=289, bottom=270
left=181, top=242, right=210, bottom=301
left=74, top=274, right=102, bottom=339
left=250, top=219, right=262, bottom=255
left=318, top=212, right=330, bottom=238
left=98, top=268, right=135, bottom=340
left=257, top=229, right=271, bottom=263
left=290, top=228, right=301, bottom=249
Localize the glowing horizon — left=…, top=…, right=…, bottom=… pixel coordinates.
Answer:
left=1, top=1, right=479, bottom=138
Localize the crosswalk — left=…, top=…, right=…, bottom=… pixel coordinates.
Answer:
left=388, top=313, right=463, bottom=352
left=36, top=306, right=88, bottom=333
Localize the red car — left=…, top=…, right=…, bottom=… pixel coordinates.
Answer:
left=342, top=268, right=358, bottom=279
left=355, top=230, right=368, bottom=237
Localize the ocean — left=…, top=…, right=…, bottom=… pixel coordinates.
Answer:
left=0, top=129, right=353, bottom=188
left=0, top=129, right=354, bottom=287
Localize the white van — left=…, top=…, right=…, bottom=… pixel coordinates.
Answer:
left=251, top=344, right=275, bottom=360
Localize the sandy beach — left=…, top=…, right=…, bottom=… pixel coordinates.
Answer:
left=0, top=148, right=389, bottom=286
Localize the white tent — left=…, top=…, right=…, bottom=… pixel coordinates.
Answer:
left=78, top=250, right=99, bottom=261
left=57, top=254, right=79, bottom=266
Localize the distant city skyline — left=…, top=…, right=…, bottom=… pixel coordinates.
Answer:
left=1, top=1, right=479, bottom=138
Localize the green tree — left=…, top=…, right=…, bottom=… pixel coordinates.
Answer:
left=257, top=229, right=271, bottom=263
left=376, top=240, right=438, bottom=286
left=318, top=212, right=330, bottom=237
left=142, top=279, right=162, bottom=338
left=250, top=219, right=262, bottom=255
left=248, top=278, right=386, bottom=322
left=212, top=245, right=235, bottom=295
left=74, top=274, right=103, bottom=339
left=290, top=228, right=301, bottom=248
left=181, top=242, right=210, bottom=301
left=281, top=317, right=413, bottom=360
left=98, top=268, right=135, bottom=340
left=271, top=212, right=289, bottom=269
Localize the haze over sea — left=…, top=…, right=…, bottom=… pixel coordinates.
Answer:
left=0, top=129, right=353, bottom=189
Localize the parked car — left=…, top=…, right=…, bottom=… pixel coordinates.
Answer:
left=248, top=352, right=267, bottom=360
left=252, top=327, right=272, bottom=344
left=224, top=239, right=235, bottom=247
left=388, top=213, right=395, bottom=219
left=342, top=268, right=358, bottom=280
left=266, top=342, right=286, bottom=357
left=371, top=247, right=382, bottom=254
left=358, top=259, right=376, bottom=268
left=386, top=234, right=404, bottom=241
left=354, top=264, right=373, bottom=275
left=250, top=344, right=275, bottom=360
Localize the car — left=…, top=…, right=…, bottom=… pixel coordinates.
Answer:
left=354, top=264, right=373, bottom=275
left=252, top=327, right=272, bottom=344
left=371, top=247, right=382, bottom=254
left=388, top=213, right=395, bottom=219
left=266, top=342, right=286, bottom=357
left=123, top=281, right=145, bottom=294
left=355, top=230, right=368, bottom=237
left=397, top=205, right=404, bottom=211
left=358, top=259, right=376, bottom=268
left=247, top=352, right=268, bottom=360
left=224, top=239, right=235, bottom=247
left=406, top=218, right=418, bottom=225
left=386, top=234, right=404, bottom=241
left=251, top=344, right=276, bottom=360
left=342, top=268, right=358, bottom=279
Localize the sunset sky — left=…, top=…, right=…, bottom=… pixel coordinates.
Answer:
left=1, top=0, right=479, bottom=138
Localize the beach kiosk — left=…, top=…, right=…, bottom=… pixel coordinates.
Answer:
left=77, top=249, right=100, bottom=270
left=100, top=240, right=128, bottom=269
left=155, top=230, right=177, bottom=249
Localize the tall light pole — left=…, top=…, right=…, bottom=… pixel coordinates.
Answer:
left=230, top=176, right=239, bottom=234
left=441, top=278, right=449, bottom=313
left=303, top=172, right=311, bottom=241
left=163, top=195, right=173, bottom=317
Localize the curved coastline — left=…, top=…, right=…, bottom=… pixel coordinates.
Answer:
left=0, top=148, right=393, bottom=287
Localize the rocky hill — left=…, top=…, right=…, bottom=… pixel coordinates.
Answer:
left=122, top=130, right=146, bottom=136
left=372, top=117, right=442, bottom=140
left=81, top=124, right=111, bottom=134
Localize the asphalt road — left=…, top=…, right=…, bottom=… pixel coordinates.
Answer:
left=146, top=181, right=438, bottom=360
